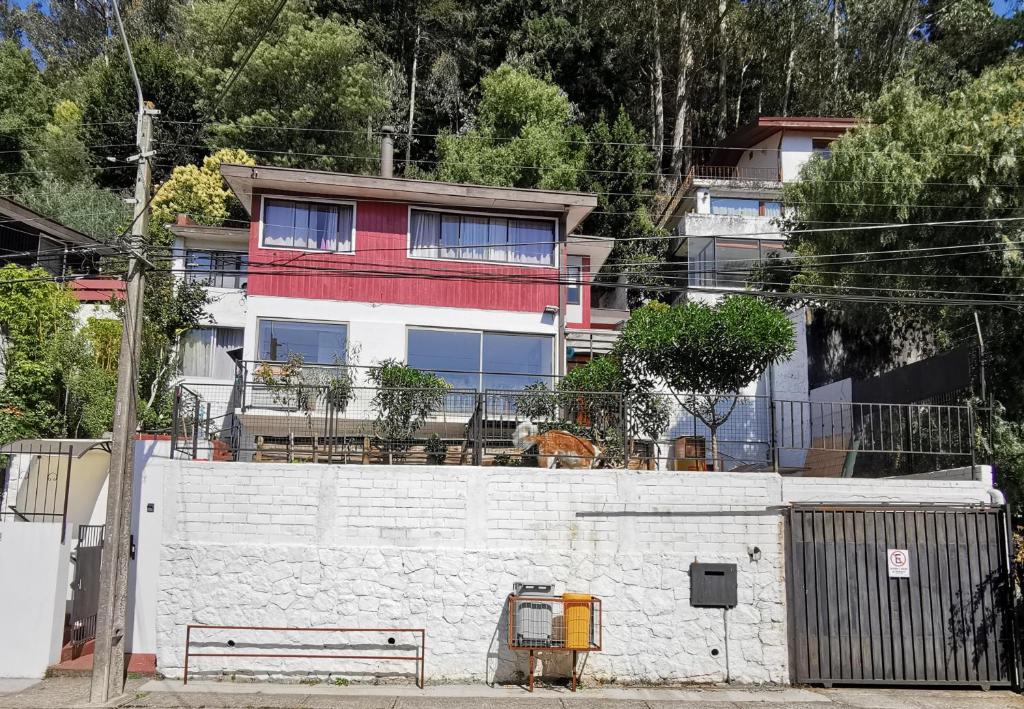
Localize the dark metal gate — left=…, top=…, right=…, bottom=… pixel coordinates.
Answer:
left=786, top=505, right=1016, bottom=688
left=69, top=525, right=104, bottom=647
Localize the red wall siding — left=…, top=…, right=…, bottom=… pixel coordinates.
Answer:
left=565, top=255, right=592, bottom=330
left=246, top=197, right=560, bottom=312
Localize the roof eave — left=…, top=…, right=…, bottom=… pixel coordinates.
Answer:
left=221, top=164, right=599, bottom=233
left=0, top=197, right=103, bottom=248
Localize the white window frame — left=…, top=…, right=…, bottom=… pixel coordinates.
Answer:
left=257, top=194, right=358, bottom=255
left=184, top=248, right=249, bottom=289
left=180, top=326, right=244, bottom=379
left=406, top=205, right=560, bottom=269
left=255, top=317, right=350, bottom=365
left=566, top=261, right=583, bottom=305
left=405, top=325, right=556, bottom=390
left=685, top=236, right=789, bottom=291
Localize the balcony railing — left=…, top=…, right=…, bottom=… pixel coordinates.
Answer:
left=691, top=165, right=781, bottom=182
left=171, top=377, right=980, bottom=477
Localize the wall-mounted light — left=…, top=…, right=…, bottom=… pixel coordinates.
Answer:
left=543, top=305, right=559, bottom=315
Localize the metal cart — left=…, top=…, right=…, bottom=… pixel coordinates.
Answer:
left=507, top=588, right=602, bottom=692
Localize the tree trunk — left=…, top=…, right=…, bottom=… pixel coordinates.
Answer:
left=734, top=59, right=749, bottom=129
left=670, top=4, right=694, bottom=180
left=781, top=7, right=797, bottom=117
left=405, top=24, right=421, bottom=171
left=652, top=5, right=665, bottom=172
left=715, top=0, right=732, bottom=140
left=710, top=425, right=720, bottom=472
left=755, top=47, right=766, bottom=117
left=831, top=0, right=842, bottom=84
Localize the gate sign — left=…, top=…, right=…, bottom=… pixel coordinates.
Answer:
left=887, top=549, right=910, bottom=578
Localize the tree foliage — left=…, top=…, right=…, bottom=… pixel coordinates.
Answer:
left=369, top=359, right=450, bottom=458
left=785, top=60, right=1024, bottom=398
left=0, top=40, right=49, bottom=175
left=436, top=64, right=586, bottom=190
left=186, top=0, right=400, bottom=173
left=0, top=265, right=116, bottom=442
left=151, top=148, right=256, bottom=239
left=618, top=297, right=796, bottom=467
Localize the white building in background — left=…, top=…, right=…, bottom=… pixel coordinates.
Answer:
left=655, top=117, right=857, bottom=473
left=167, top=220, right=249, bottom=388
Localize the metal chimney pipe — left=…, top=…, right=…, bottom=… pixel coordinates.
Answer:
left=380, top=125, right=395, bottom=178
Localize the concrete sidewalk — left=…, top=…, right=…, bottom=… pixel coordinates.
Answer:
left=3, top=677, right=1024, bottom=709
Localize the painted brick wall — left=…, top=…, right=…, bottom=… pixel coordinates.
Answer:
left=154, top=461, right=993, bottom=686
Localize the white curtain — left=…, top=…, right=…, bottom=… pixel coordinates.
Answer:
left=410, top=210, right=440, bottom=257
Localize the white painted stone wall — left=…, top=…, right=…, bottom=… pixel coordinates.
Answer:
left=157, top=462, right=788, bottom=684
left=153, top=460, right=995, bottom=686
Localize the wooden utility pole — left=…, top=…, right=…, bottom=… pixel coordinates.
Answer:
left=91, top=0, right=154, bottom=702
left=89, top=107, right=153, bottom=705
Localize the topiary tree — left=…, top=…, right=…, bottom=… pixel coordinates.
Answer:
left=617, top=296, right=796, bottom=470
left=369, top=359, right=450, bottom=462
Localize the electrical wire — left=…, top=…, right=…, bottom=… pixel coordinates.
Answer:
left=158, top=119, right=1023, bottom=160
left=210, top=0, right=290, bottom=112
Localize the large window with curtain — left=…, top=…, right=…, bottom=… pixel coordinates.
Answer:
left=257, top=319, right=348, bottom=364
left=181, top=327, right=243, bottom=379
left=261, top=198, right=355, bottom=252
left=407, top=328, right=554, bottom=390
left=409, top=209, right=556, bottom=266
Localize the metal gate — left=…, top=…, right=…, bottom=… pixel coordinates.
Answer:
left=786, top=505, right=1016, bottom=688
left=69, top=525, right=104, bottom=647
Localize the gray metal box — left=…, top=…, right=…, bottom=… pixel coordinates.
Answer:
left=512, top=582, right=556, bottom=647
left=689, top=562, right=738, bottom=608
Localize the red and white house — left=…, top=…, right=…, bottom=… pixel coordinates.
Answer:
left=211, top=164, right=608, bottom=390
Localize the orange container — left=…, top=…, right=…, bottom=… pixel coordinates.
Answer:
left=562, top=593, right=592, bottom=649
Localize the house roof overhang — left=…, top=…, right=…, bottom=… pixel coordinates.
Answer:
left=566, top=234, right=614, bottom=272
left=221, top=164, right=599, bottom=234
left=0, top=197, right=107, bottom=249
left=167, top=223, right=250, bottom=246
left=713, top=116, right=859, bottom=166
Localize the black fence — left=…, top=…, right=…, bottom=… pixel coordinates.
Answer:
left=171, top=378, right=978, bottom=476
left=0, top=441, right=74, bottom=540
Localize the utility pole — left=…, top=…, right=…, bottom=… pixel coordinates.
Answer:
left=90, top=108, right=153, bottom=704
left=91, top=0, right=154, bottom=702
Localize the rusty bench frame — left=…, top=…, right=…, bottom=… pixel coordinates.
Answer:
left=183, top=624, right=425, bottom=688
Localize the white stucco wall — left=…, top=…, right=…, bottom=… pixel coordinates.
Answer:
left=779, top=133, right=817, bottom=182
left=0, top=522, right=71, bottom=678
left=127, top=439, right=170, bottom=654
left=732, top=135, right=782, bottom=176
left=682, top=213, right=781, bottom=238
left=729, top=132, right=824, bottom=183
left=152, top=459, right=995, bottom=686
left=244, top=296, right=558, bottom=384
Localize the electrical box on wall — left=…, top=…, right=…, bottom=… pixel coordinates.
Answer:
left=689, top=562, right=738, bottom=608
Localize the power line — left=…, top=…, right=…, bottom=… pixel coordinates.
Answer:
left=158, top=263, right=1024, bottom=309
left=165, top=212, right=1024, bottom=256
left=158, top=139, right=1024, bottom=186
left=159, top=119, right=1023, bottom=159
left=210, top=0, right=290, bottom=112
left=0, top=143, right=138, bottom=155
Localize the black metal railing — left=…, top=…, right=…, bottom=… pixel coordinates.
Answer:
left=170, top=380, right=979, bottom=476
left=0, top=441, right=74, bottom=541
